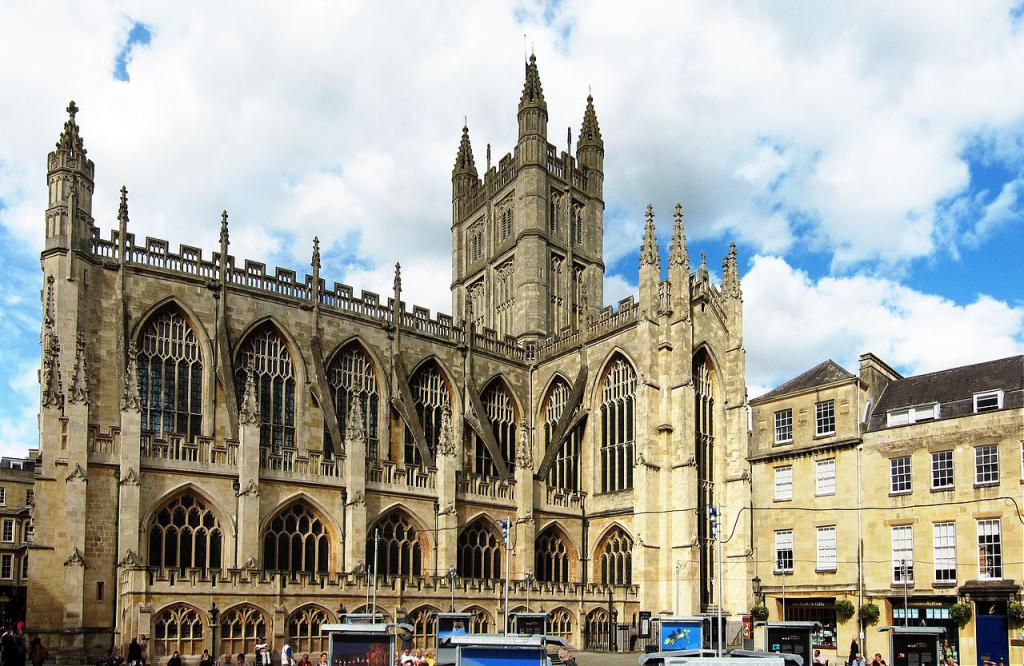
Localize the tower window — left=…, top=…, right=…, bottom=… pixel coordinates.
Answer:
left=137, top=308, right=204, bottom=441
left=499, top=207, right=513, bottom=241
left=469, top=223, right=484, bottom=262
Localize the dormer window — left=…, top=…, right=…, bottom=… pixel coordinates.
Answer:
left=973, top=390, right=1003, bottom=413
left=886, top=402, right=939, bottom=427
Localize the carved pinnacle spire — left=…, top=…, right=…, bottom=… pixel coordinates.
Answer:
left=393, top=262, right=402, bottom=294
left=669, top=202, right=688, bottom=268
left=118, top=186, right=129, bottom=225
left=238, top=358, right=260, bottom=426
left=639, top=204, right=660, bottom=269
left=578, top=92, right=603, bottom=146
left=723, top=241, right=742, bottom=299
left=40, top=276, right=63, bottom=410
left=120, top=341, right=140, bottom=412
left=698, top=251, right=708, bottom=282
left=69, top=330, right=89, bottom=405
left=56, top=100, right=87, bottom=155
left=345, top=396, right=365, bottom=443
left=452, top=123, right=478, bottom=177
left=312, top=236, right=321, bottom=271
left=519, top=53, right=546, bottom=109
left=219, top=210, right=229, bottom=248
left=436, top=404, right=456, bottom=458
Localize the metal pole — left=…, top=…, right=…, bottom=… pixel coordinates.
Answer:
left=371, top=528, right=380, bottom=619
left=450, top=569, right=456, bottom=613
left=526, top=571, right=531, bottom=612
left=503, top=518, right=511, bottom=636
left=714, top=507, right=723, bottom=658
left=902, top=559, right=909, bottom=627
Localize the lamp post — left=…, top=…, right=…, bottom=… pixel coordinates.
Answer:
left=524, top=569, right=534, bottom=612
left=751, top=575, right=762, bottom=606
left=447, top=567, right=457, bottom=612
left=710, top=505, right=723, bottom=657
left=900, top=559, right=909, bottom=627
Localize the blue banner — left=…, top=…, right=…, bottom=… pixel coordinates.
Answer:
left=659, top=619, right=703, bottom=651
left=458, top=647, right=543, bottom=666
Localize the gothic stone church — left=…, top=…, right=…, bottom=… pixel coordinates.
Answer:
left=28, top=56, right=751, bottom=660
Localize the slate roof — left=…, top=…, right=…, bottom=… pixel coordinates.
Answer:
left=867, top=355, right=1023, bottom=431
left=750, top=359, right=856, bottom=404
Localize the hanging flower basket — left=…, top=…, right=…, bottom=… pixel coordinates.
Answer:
left=948, top=601, right=973, bottom=628
left=858, top=603, right=880, bottom=628
left=1007, top=600, right=1024, bottom=623
left=836, top=599, right=856, bottom=623
left=751, top=606, right=770, bottom=621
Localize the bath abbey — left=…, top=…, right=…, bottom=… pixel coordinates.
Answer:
left=27, top=56, right=752, bottom=660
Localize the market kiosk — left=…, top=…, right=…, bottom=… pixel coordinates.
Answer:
left=764, top=621, right=818, bottom=666
left=436, top=612, right=474, bottom=665
left=511, top=611, right=548, bottom=636
left=322, top=621, right=394, bottom=666
left=878, top=626, right=945, bottom=666
left=448, top=634, right=547, bottom=666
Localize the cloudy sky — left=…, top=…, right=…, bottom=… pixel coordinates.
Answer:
left=1, top=1, right=1022, bottom=455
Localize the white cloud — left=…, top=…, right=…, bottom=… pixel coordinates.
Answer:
left=743, top=255, right=1024, bottom=390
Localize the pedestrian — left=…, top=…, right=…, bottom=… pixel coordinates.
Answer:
left=28, top=636, right=48, bottom=666
left=851, top=653, right=868, bottom=666
left=871, top=654, right=887, bottom=666
left=942, top=640, right=957, bottom=666
left=398, top=648, right=415, bottom=666
left=848, top=640, right=860, bottom=666
left=254, top=638, right=267, bottom=666
left=317, top=653, right=328, bottom=666
left=280, top=640, right=294, bottom=666
left=199, top=650, right=212, bottom=666
left=167, top=651, right=182, bottom=666
left=237, top=654, right=246, bottom=666
left=813, top=649, right=827, bottom=665
left=127, top=637, right=143, bottom=666
left=216, top=655, right=233, bottom=666
left=296, top=654, right=312, bottom=666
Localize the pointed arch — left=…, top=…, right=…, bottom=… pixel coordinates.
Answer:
left=367, top=506, right=429, bottom=578
left=693, top=345, right=719, bottom=610
left=540, top=374, right=580, bottom=491
left=406, top=604, right=440, bottom=650
left=219, top=603, right=268, bottom=656
left=470, top=376, right=519, bottom=477
left=324, top=338, right=381, bottom=459
left=594, top=523, right=634, bottom=585
left=233, top=317, right=303, bottom=450
left=152, top=602, right=206, bottom=657
left=596, top=351, right=637, bottom=494
left=584, top=607, right=611, bottom=651
left=132, top=299, right=210, bottom=442
left=534, top=522, right=578, bottom=584
left=460, top=605, right=494, bottom=634
left=287, top=603, right=335, bottom=654
left=457, top=515, right=503, bottom=580
left=404, top=356, right=456, bottom=466
left=261, top=497, right=333, bottom=575
left=547, top=606, right=576, bottom=642
left=144, top=485, right=225, bottom=573
left=589, top=346, right=639, bottom=397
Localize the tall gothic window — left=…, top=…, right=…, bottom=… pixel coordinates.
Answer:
left=406, top=362, right=450, bottom=466
left=466, top=606, right=493, bottom=634
left=550, top=256, right=566, bottom=332
left=457, top=517, right=502, bottom=580
left=234, top=324, right=295, bottom=450
left=220, top=606, right=266, bottom=657
left=288, top=605, right=332, bottom=654
left=137, top=307, right=203, bottom=440
left=147, top=492, right=223, bottom=573
left=326, top=343, right=379, bottom=459
left=472, top=381, right=517, bottom=477
left=467, top=279, right=487, bottom=332
left=368, top=510, right=424, bottom=578
left=600, top=356, right=636, bottom=493
left=494, top=260, right=515, bottom=340
left=597, top=526, right=633, bottom=585
left=498, top=205, right=513, bottom=241
left=406, top=606, right=438, bottom=650
left=543, top=378, right=580, bottom=491
left=262, top=502, right=330, bottom=575
left=153, top=605, right=205, bottom=657
left=584, top=608, right=611, bottom=651
left=535, top=525, right=573, bottom=584
left=548, top=608, right=575, bottom=642
left=694, top=349, right=716, bottom=609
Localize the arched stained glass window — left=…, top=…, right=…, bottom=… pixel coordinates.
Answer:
left=234, top=324, right=295, bottom=450
left=457, top=518, right=502, bottom=580
left=471, top=381, right=517, bottom=477
left=599, top=356, right=636, bottom=493
left=262, top=502, right=330, bottom=575
left=535, top=526, right=573, bottom=584
left=465, top=606, right=493, bottom=634
left=147, top=492, right=222, bottom=573
left=548, top=607, right=575, bottom=642
left=406, top=606, right=438, bottom=651
left=153, top=605, right=204, bottom=657
left=596, top=526, right=633, bottom=585
left=368, top=510, right=424, bottom=578
left=406, top=362, right=450, bottom=466
left=288, top=605, right=332, bottom=654
left=326, top=343, right=379, bottom=459
left=543, top=379, right=579, bottom=491
left=220, top=605, right=266, bottom=656
left=694, top=349, right=717, bottom=609
left=137, top=308, right=203, bottom=440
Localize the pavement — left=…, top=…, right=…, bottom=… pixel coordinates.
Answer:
left=573, top=651, right=640, bottom=666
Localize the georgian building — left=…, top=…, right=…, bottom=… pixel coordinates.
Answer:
left=27, top=56, right=752, bottom=661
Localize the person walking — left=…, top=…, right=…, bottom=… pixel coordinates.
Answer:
left=167, top=651, right=182, bottom=666
left=847, top=640, right=860, bottom=666
left=127, top=638, right=144, bottom=666
left=28, top=637, right=47, bottom=666
left=316, top=654, right=327, bottom=666
left=295, top=654, right=311, bottom=666
left=198, top=650, right=213, bottom=666
left=280, top=641, right=293, bottom=666
left=870, top=654, right=887, bottom=666
left=850, top=654, right=868, bottom=666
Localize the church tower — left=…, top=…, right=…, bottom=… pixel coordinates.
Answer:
left=451, top=55, right=605, bottom=345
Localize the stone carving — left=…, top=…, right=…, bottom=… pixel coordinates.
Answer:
left=64, top=547, right=86, bottom=567
left=243, top=556, right=258, bottom=571
left=345, top=397, right=365, bottom=443
left=238, top=359, right=260, bottom=426
left=346, top=491, right=365, bottom=507
left=436, top=404, right=456, bottom=458
left=516, top=512, right=535, bottom=525
left=40, top=276, right=64, bottom=410
left=120, top=340, right=140, bottom=413
left=439, top=502, right=457, bottom=517
left=118, top=467, right=139, bottom=487
left=514, top=418, right=532, bottom=470
left=669, top=203, right=688, bottom=269
left=65, top=464, right=87, bottom=483
left=236, top=479, right=259, bottom=497
left=68, top=331, right=90, bottom=405
left=118, top=549, right=143, bottom=568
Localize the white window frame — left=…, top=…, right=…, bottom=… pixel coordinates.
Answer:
left=931, top=450, right=954, bottom=490
left=974, top=445, right=999, bottom=485
left=774, top=465, right=793, bottom=501
left=816, top=525, right=837, bottom=571
left=815, top=459, right=836, bottom=496
left=815, top=400, right=835, bottom=436
left=1, top=519, right=13, bottom=544
left=932, top=522, right=956, bottom=584
left=0, top=488, right=5, bottom=506
left=891, top=525, right=914, bottom=584
left=890, top=456, right=912, bottom=494
left=977, top=519, right=1002, bottom=580
left=973, top=390, right=1003, bottom=413
left=25, top=489, right=33, bottom=506
left=886, top=403, right=940, bottom=427
left=0, top=555, right=11, bottom=580
left=774, top=409, right=793, bottom=444
left=774, top=529, right=794, bottom=573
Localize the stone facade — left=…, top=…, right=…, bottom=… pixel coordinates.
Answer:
left=0, top=455, right=35, bottom=623
left=749, top=353, right=1024, bottom=666
left=27, top=61, right=752, bottom=662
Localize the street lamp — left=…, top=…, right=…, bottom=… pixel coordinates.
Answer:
left=447, top=567, right=458, bottom=612
left=752, top=575, right=763, bottom=606
left=524, top=569, right=534, bottom=612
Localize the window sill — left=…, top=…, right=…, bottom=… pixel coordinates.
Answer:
left=815, top=492, right=836, bottom=498
left=774, top=439, right=793, bottom=446
left=815, top=568, right=837, bottom=574
left=891, top=582, right=916, bottom=589
left=973, top=481, right=1000, bottom=489
left=814, top=432, right=836, bottom=439
left=773, top=570, right=793, bottom=576
left=889, top=490, right=912, bottom=497
left=932, top=580, right=957, bottom=588
left=773, top=498, right=792, bottom=503
left=930, top=485, right=954, bottom=493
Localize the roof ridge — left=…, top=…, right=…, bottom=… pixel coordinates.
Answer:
left=891, top=354, right=1023, bottom=383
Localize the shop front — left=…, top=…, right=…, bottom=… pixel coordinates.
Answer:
left=888, top=596, right=959, bottom=657
left=783, top=599, right=837, bottom=653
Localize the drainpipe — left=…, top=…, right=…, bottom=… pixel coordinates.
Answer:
left=433, top=500, right=439, bottom=578
left=340, top=488, right=347, bottom=572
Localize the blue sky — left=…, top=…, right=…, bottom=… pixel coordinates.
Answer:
left=0, top=2, right=1021, bottom=455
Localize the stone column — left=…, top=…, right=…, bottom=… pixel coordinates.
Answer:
left=514, top=419, right=536, bottom=577
left=236, top=364, right=261, bottom=567
left=118, top=341, right=143, bottom=564
left=343, top=400, right=368, bottom=572
left=435, top=405, right=459, bottom=576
